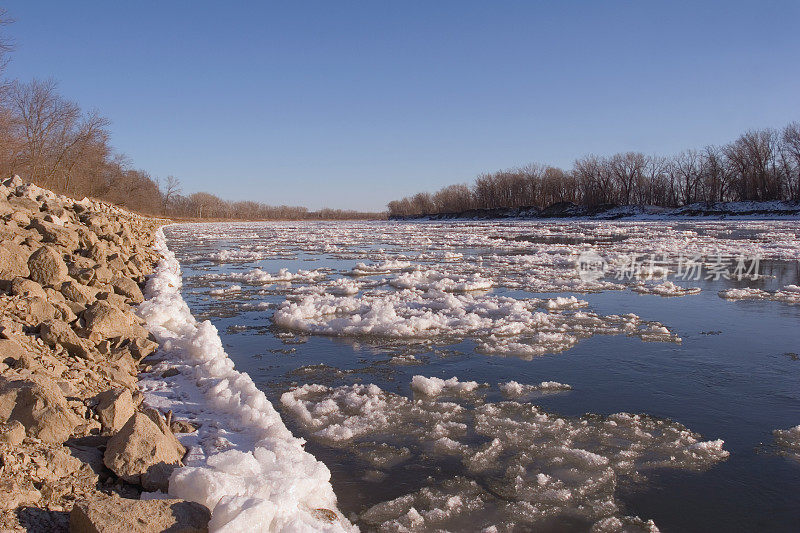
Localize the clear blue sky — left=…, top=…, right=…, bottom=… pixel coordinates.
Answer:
left=4, top=1, right=799, bottom=211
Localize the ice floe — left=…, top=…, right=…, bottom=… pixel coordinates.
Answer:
left=281, top=380, right=728, bottom=531
left=773, top=425, right=800, bottom=460
left=632, top=281, right=702, bottom=297
left=272, top=289, right=679, bottom=359
left=499, top=380, right=572, bottom=398
left=410, top=375, right=481, bottom=397
left=719, top=284, right=800, bottom=305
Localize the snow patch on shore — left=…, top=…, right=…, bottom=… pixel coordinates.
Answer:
left=137, top=229, right=355, bottom=532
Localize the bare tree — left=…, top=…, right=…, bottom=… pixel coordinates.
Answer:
left=781, top=122, right=800, bottom=201
left=160, top=175, right=182, bottom=214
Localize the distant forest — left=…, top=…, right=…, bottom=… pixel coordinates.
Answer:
left=0, top=12, right=378, bottom=220
left=388, top=122, right=800, bottom=217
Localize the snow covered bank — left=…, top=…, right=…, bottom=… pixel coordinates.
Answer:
left=137, top=229, right=355, bottom=532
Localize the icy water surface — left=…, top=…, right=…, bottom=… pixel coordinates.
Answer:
left=163, top=220, right=800, bottom=532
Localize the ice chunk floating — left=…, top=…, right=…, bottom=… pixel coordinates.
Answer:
left=281, top=380, right=728, bottom=531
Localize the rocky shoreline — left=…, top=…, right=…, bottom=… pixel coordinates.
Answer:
left=0, top=176, right=210, bottom=532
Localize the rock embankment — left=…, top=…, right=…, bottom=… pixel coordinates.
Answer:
left=0, top=176, right=209, bottom=532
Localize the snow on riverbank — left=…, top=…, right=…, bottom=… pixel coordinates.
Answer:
left=137, top=229, right=355, bottom=532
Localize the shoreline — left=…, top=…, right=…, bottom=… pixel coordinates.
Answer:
left=138, top=228, right=353, bottom=531
left=0, top=176, right=199, bottom=531
left=389, top=200, right=800, bottom=221
left=0, top=177, right=354, bottom=532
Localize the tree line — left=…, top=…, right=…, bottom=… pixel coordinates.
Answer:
left=388, top=123, right=800, bottom=217
left=0, top=11, right=379, bottom=220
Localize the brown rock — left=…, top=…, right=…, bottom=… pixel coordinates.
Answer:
left=0, top=376, right=80, bottom=443
left=95, top=388, right=135, bottom=434
left=27, top=245, right=69, bottom=286
left=10, top=276, right=47, bottom=299
left=61, top=279, right=99, bottom=305
left=28, top=217, right=80, bottom=250
left=39, top=319, right=91, bottom=359
left=0, top=337, right=29, bottom=363
left=0, top=419, right=26, bottom=445
left=103, top=410, right=186, bottom=491
left=110, top=276, right=145, bottom=304
left=0, top=480, right=41, bottom=511
left=0, top=242, right=31, bottom=280
left=45, top=446, right=83, bottom=479
left=69, top=494, right=210, bottom=533
left=92, top=264, right=114, bottom=284
left=129, top=337, right=159, bottom=360
left=170, top=420, right=198, bottom=434
left=83, top=300, right=133, bottom=339
left=53, top=300, right=79, bottom=322
left=23, top=295, right=59, bottom=324
left=8, top=195, right=40, bottom=212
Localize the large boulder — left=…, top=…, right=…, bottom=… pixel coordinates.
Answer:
left=10, top=276, right=47, bottom=299
left=0, top=242, right=31, bottom=280
left=0, top=419, right=26, bottom=445
left=83, top=300, right=133, bottom=339
left=103, top=410, right=186, bottom=491
left=8, top=195, right=40, bottom=212
left=70, top=494, right=210, bottom=533
left=28, top=217, right=80, bottom=250
left=60, top=279, right=98, bottom=305
left=39, top=319, right=91, bottom=359
left=0, top=338, right=29, bottom=366
left=110, top=276, right=144, bottom=304
left=94, top=388, right=135, bottom=434
left=22, top=296, right=58, bottom=324
left=0, top=376, right=80, bottom=443
left=27, top=245, right=68, bottom=286
left=87, top=242, right=107, bottom=263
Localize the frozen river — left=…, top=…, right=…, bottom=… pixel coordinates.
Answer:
left=159, top=220, right=800, bottom=532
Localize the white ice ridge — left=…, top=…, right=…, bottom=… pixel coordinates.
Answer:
left=281, top=381, right=729, bottom=531
left=137, top=229, right=356, bottom=533
left=719, top=284, right=800, bottom=305
left=273, top=290, right=679, bottom=359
